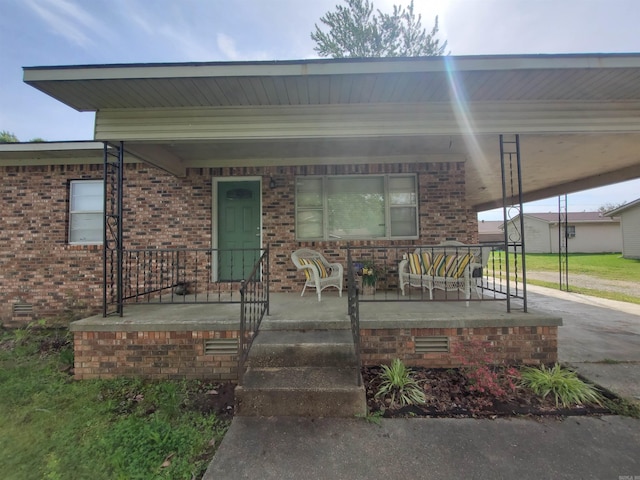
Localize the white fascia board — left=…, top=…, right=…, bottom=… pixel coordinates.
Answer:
left=0, top=141, right=104, bottom=153
left=23, top=53, right=640, bottom=82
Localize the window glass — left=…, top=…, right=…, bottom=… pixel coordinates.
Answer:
left=389, top=176, right=417, bottom=205
left=69, top=213, right=103, bottom=243
left=69, top=180, right=103, bottom=244
left=295, top=174, right=418, bottom=240
left=297, top=210, right=324, bottom=239
left=390, top=207, right=418, bottom=237
left=71, top=181, right=103, bottom=211
left=327, top=177, right=385, bottom=238
left=296, top=177, right=323, bottom=207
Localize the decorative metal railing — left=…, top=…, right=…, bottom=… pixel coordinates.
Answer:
left=120, top=248, right=264, bottom=304
left=103, top=142, right=124, bottom=317
left=345, top=242, right=525, bottom=312
left=500, top=134, right=528, bottom=312
left=238, top=249, right=270, bottom=385
left=346, top=247, right=362, bottom=386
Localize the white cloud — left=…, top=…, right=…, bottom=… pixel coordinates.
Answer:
left=24, top=0, right=111, bottom=48
left=217, top=32, right=240, bottom=61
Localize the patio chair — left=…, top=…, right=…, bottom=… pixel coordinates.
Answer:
left=291, top=248, right=343, bottom=301
left=398, top=241, right=488, bottom=306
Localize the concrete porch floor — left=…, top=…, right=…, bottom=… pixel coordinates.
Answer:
left=71, top=291, right=561, bottom=332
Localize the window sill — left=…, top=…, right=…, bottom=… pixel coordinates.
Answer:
left=66, top=244, right=104, bottom=251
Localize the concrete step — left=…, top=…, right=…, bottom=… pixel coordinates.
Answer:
left=249, top=330, right=358, bottom=368
left=261, top=318, right=351, bottom=331
left=235, top=366, right=366, bottom=417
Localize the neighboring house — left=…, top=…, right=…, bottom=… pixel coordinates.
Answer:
left=478, top=220, right=504, bottom=244
left=606, top=198, right=640, bottom=259
left=504, top=212, right=622, bottom=254
left=2, top=53, right=640, bottom=328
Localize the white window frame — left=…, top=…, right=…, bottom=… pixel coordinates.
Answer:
left=295, top=174, right=419, bottom=241
left=69, top=179, right=104, bottom=245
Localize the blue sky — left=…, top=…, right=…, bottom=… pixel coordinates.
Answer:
left=1, top=0, right=639, bottom=217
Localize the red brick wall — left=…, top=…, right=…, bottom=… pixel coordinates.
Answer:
left=360, top=326, right=558, bottom=367
left=1, top=161, right=477, bottom=325
left=73, top=329, right=238, bottom=380
left=73, top=325, right=556, bottom=381
left=1, top=164, right=104, bottom=325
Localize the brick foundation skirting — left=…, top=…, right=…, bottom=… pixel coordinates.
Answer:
left=73, top=325, right=557, bottom=380
left=73, top=330, right=239, bottom=380
left=360, top=326, right=558, bottom=367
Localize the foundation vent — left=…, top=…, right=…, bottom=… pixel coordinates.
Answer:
left=415, top=336, right=449, bottom=353
left=204, top=338, right=238, bottom=356
left=12, top=303, right=34, bottom=315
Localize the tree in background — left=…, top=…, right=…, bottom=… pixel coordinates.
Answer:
left=599, top=202, right=627, bottom=214
left=311, top=0, right=447, bottom=58
left=0, top=131, right=46, bottom=143
left=0, top=131, right=19, bottom=143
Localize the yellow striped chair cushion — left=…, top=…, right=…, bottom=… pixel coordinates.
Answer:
left=298, top=258, right=329, bottom=279
left=452, top=253, right=472, bottom=278
left=408, top=253, right=423, bottom=274
left=430, top=253, right=447, bottom=276
left=408, top=251, right=433, bottom=275
left=420, top=252, right=432, bottom=274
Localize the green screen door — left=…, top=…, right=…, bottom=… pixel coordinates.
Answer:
left=217, top=181, right=261, bottom=281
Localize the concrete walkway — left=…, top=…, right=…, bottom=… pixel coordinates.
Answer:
left=204, top=416, right=639, bottom=480
left=204, top=286, right=640, bottom=480
left=527, top=284, right=640, bottom=402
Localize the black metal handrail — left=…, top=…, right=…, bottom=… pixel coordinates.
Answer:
left=238, top=248, right=270, bottom=385
left=346, top=246, right=362, bottom=386
left=118, top=247, right=264, bottom=304
left=346, top=242, right=526, bottom=312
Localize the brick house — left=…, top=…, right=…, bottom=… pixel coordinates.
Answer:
left=2, top=54, right=640, bottom=380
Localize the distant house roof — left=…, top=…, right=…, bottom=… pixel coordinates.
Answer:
left=478, top=220, right=504, bottom=233
left=478, top=220, right=504, bottom=243
left=605, top=198, right=640, bottom=216
left=521, top=212, right=619, bottom=224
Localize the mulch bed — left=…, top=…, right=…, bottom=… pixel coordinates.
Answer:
left=362, top=366, right=613, bottom=418
left=185, top=381, right=236, bottom=420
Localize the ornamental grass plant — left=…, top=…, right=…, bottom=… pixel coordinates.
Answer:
left=520, top=363, right=604, bottom=408
left=375, top=358, right=426, bottom=408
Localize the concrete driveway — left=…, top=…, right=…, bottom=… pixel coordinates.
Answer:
left=527, top=284, right=640, bottom=402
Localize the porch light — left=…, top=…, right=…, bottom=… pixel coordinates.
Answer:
left=269, top=177, right=276, bottom=189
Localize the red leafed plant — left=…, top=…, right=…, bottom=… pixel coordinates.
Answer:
left=451, top=339, right=520, bottom=400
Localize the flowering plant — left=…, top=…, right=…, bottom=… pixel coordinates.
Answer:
left=361, top=260, right=383, bottom=287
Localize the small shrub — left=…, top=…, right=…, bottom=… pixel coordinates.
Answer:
left=375, top=359, right=426, bottom=408
left=451, top=340, right=519, bottom=399
left=520, top=364, right=603, bottom=407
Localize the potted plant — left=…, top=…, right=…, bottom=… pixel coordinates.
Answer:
left=361, top=260, right=382, bottom=295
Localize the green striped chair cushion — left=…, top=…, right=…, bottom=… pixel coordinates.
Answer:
left=430, top=253, right=472, bottom=278
left=298, top=258, right=329, bottom=279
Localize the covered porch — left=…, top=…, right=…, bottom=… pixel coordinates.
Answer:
left=20, top=54, right=639, bottom=384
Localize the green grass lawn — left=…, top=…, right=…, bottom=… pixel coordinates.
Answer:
left=0, top=327, right=229, bottom=480
left=522, top=253, right=640, bottom=283
left=489, top=252, right=640, bottom=303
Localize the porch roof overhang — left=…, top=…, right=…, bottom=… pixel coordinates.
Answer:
left=22, top=53, right=640, bottom=210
